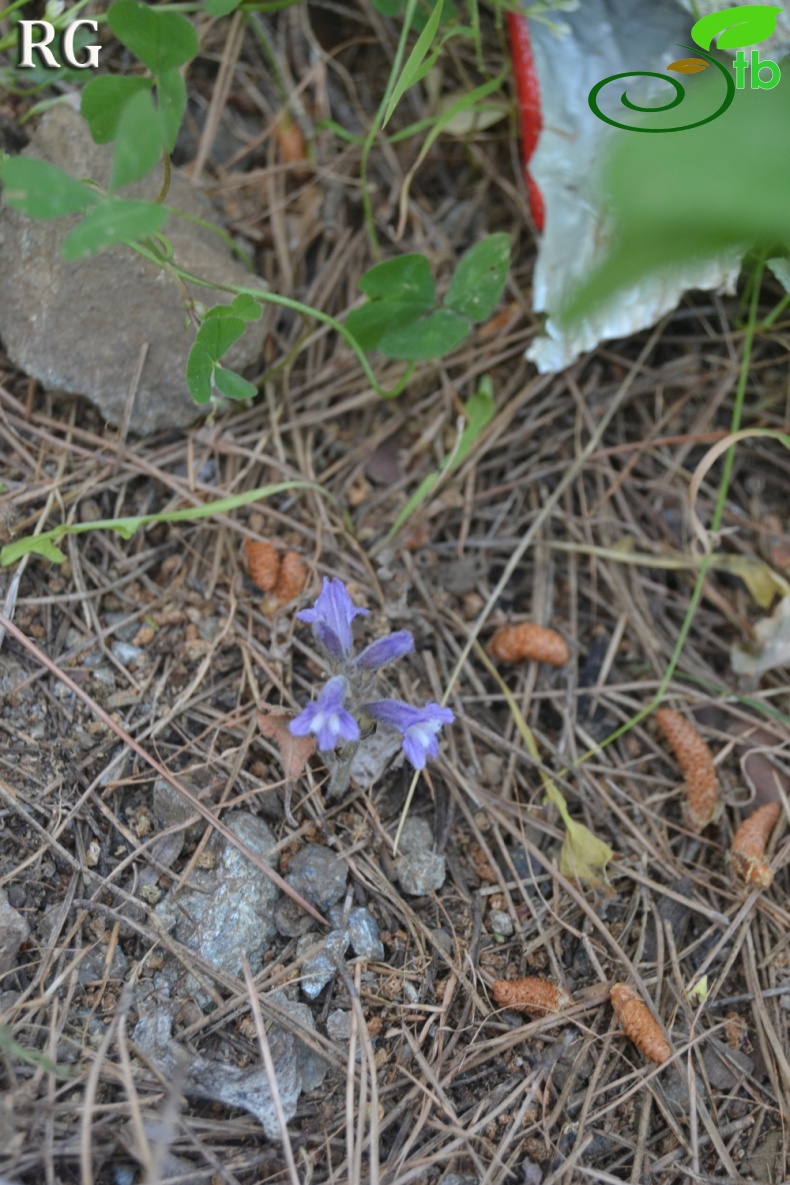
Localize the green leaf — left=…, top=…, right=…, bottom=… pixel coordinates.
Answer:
left=62, top=198, right=169, bottom=260
left=560, top=81, right=790, bottom=327
left=0, top=483, right=327, bottom=568
left=345, top=300, right=427, bottom=352
left=110, top=88, right=162, bottom=189
left=196, top=315, right=247, bottom=360
left=205, top=0, right=242, bottom=12
left=0, top=157, right=99, bottom=219
left=81, top=76, right=153, bottom=144
left=371, top=0, right=404, bottom=12
left=691, top=4, right=781, bottom=50
left=453, top=378, right=495, bottom=466
left=187, top=344, right=214, bottom=404
left=378, top=307, right=470, bottom=360
left=227, top=293, right=263, bottom=322
left=156, top=69, right=186, bottom=154
left=108, top=1, right=198, bottom=73
left=388, top=376, right=493, bottom=537
left=359, top=254, right=435, bottom=305
left=383, top=0, right=443, bottom=127
left=213, top=366, right=257, bottom=401
left=444, top=233, right=510, bottom=322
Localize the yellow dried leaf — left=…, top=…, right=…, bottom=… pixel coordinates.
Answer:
left=666, top=57, right=708, bottom=73
left=558, top=815, right=614, bottom=890
left=714, top=553, right=788, bottom=608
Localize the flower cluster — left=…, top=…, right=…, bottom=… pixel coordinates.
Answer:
left=289, top=579, right=453, bottom=785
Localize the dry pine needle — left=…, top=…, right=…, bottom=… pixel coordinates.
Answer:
left=492, top=976, right=574, bottom=1017
left=610, top=983, right=672, bottom=1065
left=655, top=707, right=719, bottom=831
left=488, top=623, right=569, bottom=666
left=730, top=800, right=781, bottom=889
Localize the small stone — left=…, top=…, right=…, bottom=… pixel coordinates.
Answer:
left=268, top=991, right=329, bottom=1092
left=393, top=817, right=445, bottom=894
left=489, top=908, right=514, bottom=936
left=397, top=816, right=434, bottom=856
left=346, top=907, right=385, bottom=961
left=396, top=848, right=446, bottom=896
left=326, top=1009, right=354, bottom=1042
left=154, top=811, right=279, bottom=1007
left=152, top=771, right=216, bottom=841
left=0, top=889, right=29, bottom=975
left=286, top=844, right=348, bottom=910
left=297, top=930, right=350, bottom=999
left=111, top=641, right=144, bottom=666
left=139, top=884, right=162, bottom=906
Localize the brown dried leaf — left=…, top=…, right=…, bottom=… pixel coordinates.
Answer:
left=610, top=983, right=672, bottom=1065
left=492, top=976, right=574, bottom=1017
left=666, top=57, right=708, bottom=73
left=488, top=623, right=569, bottom=666
left=655, top=707, right=720, bottom=831
left=257, top=707, right=315, bottom=781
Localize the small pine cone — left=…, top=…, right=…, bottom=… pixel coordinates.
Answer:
left=491, top=976, right=574, bottom=1017
left=730, top=801, right=781, bottom=890
left=244, top=539, right=280, bottom=592
left=655, top=707, right=719, bottom=831
left=610, top=983, right=672, bottom=1065
left=274, top=551, right=308, bottom=604
left=488, top=624, right=569, bottom=667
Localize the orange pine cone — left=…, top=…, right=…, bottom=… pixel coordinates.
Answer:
left=610, top=983, right=671, bottom=1065
left=274, top=551, right=308, bottom=604
left=491, top=976, right=574, bottom=1017
left=730, top=801, right=781, bottom=889
left=488, top=624, right=569, bottom=667
left=244, top=539, right=280, bottom=592
left=655, top=707, right=719, bottom=831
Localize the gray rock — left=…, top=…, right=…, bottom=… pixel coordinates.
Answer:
left=152, top=771, right=216, bottom=842
left=133, top=999, right=301, bottom=1141
left=394, top=819, right=446, bottom=895
left=77, top=942, right=128, bottom=985
left=268, top=991, right=329, bottom=1092
left=0, top=888, right=29, bottom=975
left=397, top=816, right=434, bottom=856
left=326, top=1008, right=353, bottom=1042
left=0, top=104, right=266, bottom=435
left=154, top=811, right=278, bottom=1004
left=349, top=728, right=404, bottom=789
left=297, top=929, right=350, bottom=999
left=286, top=844, right=348, bottom=911
left=346, top=907, right=384, bottom=960
left=489, top=908, right=514, bottom=937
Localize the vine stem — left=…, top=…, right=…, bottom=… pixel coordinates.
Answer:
left=127, top=240, right=413, bottom=400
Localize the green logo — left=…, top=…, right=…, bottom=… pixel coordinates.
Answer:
left=588, top=4, right=783, bottom=132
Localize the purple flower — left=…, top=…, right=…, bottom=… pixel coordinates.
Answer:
left=364, top=699, right=454, bottom=770
left=297, top=577, right=369, bottom=659
left=355, top=630, right=414, bottom=671
left=289, top=676, right=360, bottom=752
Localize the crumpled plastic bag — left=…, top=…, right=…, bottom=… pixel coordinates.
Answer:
left=516, top=0, right=790, bottom=372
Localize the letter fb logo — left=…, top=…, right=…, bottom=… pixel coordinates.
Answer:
left=589, top=4, right=783, bottom=133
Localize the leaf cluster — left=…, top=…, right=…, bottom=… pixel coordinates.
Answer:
left=346, top=234, right=509, bottom=361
